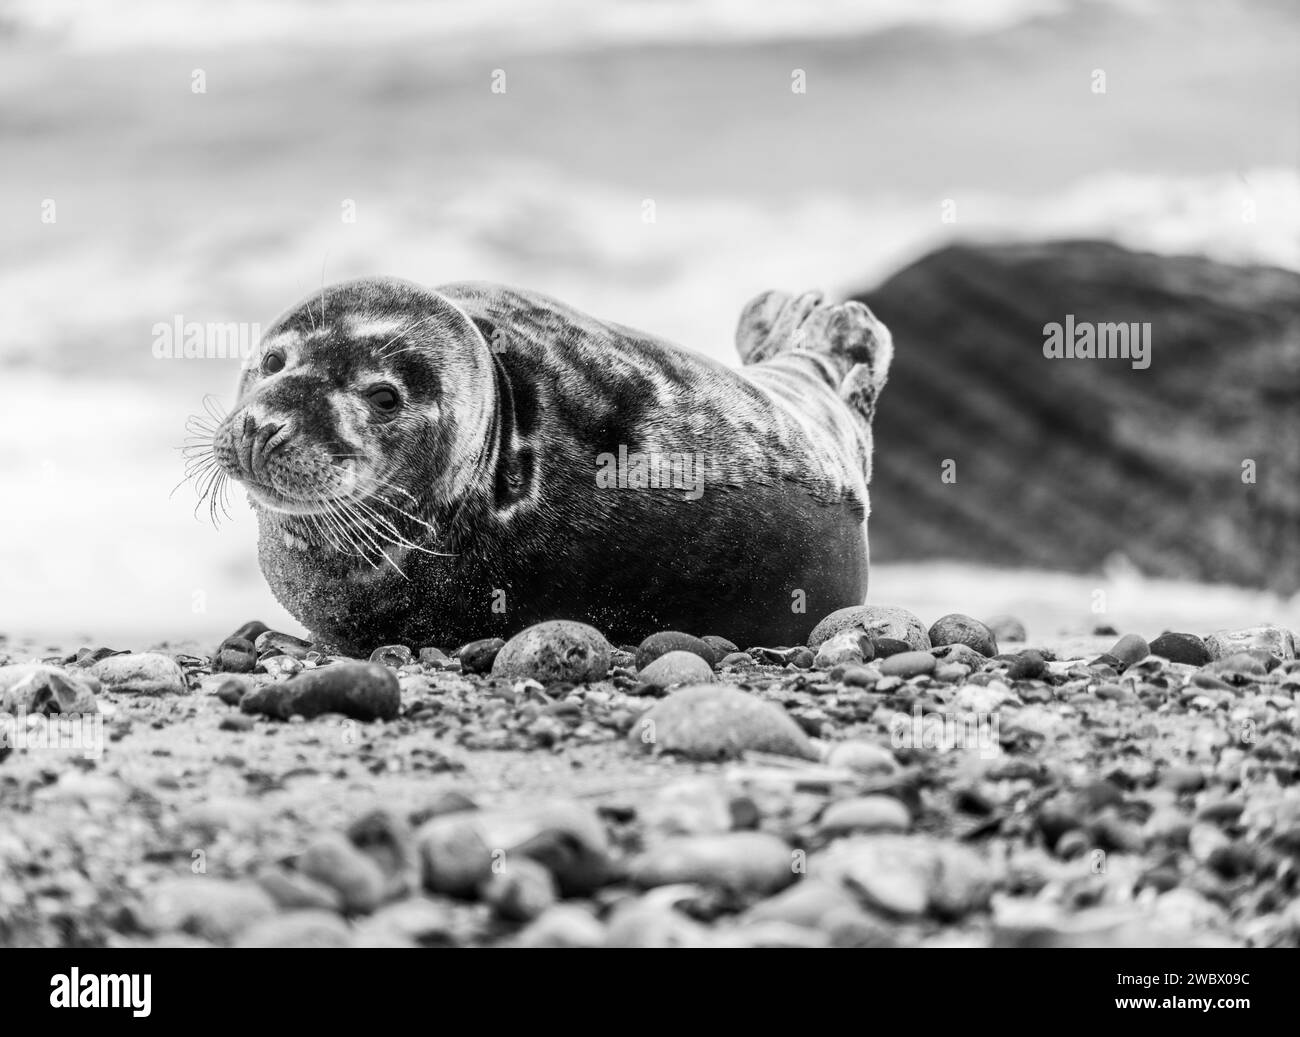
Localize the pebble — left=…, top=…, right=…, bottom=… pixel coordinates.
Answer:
left=514, top=905, right=606, bottom=948
left=928, top=614, right=998, bottom=657
left=356, top=898, right=456, bottom=947
left=813, top=629, right=873, bottom=669
left=634, top=631, right=718, bottom=670
left=818, top=795, right=911, bottom=835
left=719, top=651, right=758, bottom=670
left=701, top=635, right=740, bottom=658
left=89, top=652, right=188, bottom=696
left=638, top=650, right=714, bottom=690
left=369, top=644, right=413, bottom=668
left=878, top=651, right=935, bottom=678
left=787, top=647, right=815, bottom=669
left=1205, top=652, right=1268, bottom=677
left=824, top=740, right=898, bottom=776
left=454, top=637, right=505, bottom=674
left=417, top=646, right=452, bottom=668
left=744, top=879, right=865, bottom=930
left=219, top=714, right=254, bottom=732
left=1107, top=634, right=1151, bottom=670
left=254, top=630, right=314, bottom=660
left=1006, top=649, right=1047, bottom=680
left=807, top=605, right=931, bottom=652
left=872, top=637, right=912, bottom=658
left=1149, top=632, right=1211, bottom=666
left=261, top=655, right=303, bottom=679
left=223, top=619, right=270, bottom=648
left=235, top=910, right=353, bottom=948
left=256, top=866, right=345, bottom=912
left=930, top=642, right=988, bottom=670
left=240, top=661, right=400, bottom=721
left=417, top=801, right=610, bottom=898
left=214, top=636, right=257, bottom=673
left=642, top=777, right=733, bottom=838
left=298, top=833, right=387, bottom=914
left=414, top=813, right=493, bottom=897
left=1161, top=764, right=1206, bottom=793
left=491, top=621, right=611, bottom=684
left=604, top=892, right=714, bottom=948
left=629, top=832, right=795, bottom=895
left=178, top=797, right=265, bottom=837
left=212, top=675, right=251, bottom=706
left=627, top=684, right=818, bottom=761
left=144, top=878, right=276, bottom=943
left=816, top=836, right=992, bottom=920
left=1205, top=626, right=1295, bottom=662
left=0, top=663, right=99, bottom=714
left=481, top=857, right=558, bottom=922
left=985, top=615, right=1027, bottom=642
left=836, top=664, right=880, bottom=687
left=346, top=809, right=419, bottom=901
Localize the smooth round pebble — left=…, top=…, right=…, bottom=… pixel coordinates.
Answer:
left=808, top=605, right=930, bottom=652
left=492, top=621, right=612, bottom=684
left=638, top=650, right=715, bottom=690
left=927, top=614, right=997, bottom=657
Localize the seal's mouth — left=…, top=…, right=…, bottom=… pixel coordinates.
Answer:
left=242, top=480, right=351, bottom=515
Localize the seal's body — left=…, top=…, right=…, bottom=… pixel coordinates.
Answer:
left=210, top=279, right=892, bottom=654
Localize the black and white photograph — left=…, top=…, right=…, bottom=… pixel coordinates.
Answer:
left=1, top=0, right=1297, bottom=1001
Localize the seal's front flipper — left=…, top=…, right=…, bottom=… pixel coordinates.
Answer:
left=734, top=289, right=824, bottom=365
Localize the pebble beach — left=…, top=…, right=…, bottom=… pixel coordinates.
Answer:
left=2, top=606, right=1297, bottom=949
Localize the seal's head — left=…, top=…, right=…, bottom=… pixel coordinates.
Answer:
left=212, top=278, right=495, bottom=557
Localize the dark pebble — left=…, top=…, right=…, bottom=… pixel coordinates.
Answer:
left=701, top=635, right=739, bottom=658
left=220, top=620, right=270, bottom=653
left=240, top=662, right=400, bottom=722
left=213, top=676, right=252, bottom=707
left=1092, top=624, right=1119, bottom=637
left=635, top=632, right=717, bottom=670
left=1107, top=634, right=1150, bottom=669
left=454, top=637, right=506, bottom=674
left=1006, top=650, right=1047, bottom=680
left=1148, top=632, right=1211, bottom=666
left=214, top=637, right=256, bottom=673
left=872, top=638, right=911, bottom=659
left=787, top=647, right=814, bottom=669
left=927, top=614, right=998, bottom=657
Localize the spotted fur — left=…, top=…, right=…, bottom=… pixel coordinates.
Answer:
left=212, top=278, right=892, bottom=654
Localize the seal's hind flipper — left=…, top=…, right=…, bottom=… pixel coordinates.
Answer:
left=734, top=289, right=824, bottom=365
left=737, top=291, right=893, bottom=427
left=798, top=299, right=893, bottom=404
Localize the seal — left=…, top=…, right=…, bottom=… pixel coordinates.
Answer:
left=203, top=278, right=892, bottom=654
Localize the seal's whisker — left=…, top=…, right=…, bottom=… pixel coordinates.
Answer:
left=337, top=501, right=412, bottom=577
left=350, top=497, right=449, bottom=558
left=201, top=393, right=228, bottom=425
left=324, top=499, right=395, bottom=572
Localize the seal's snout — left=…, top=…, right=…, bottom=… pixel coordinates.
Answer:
left=239, top=413, right=289, bottom=482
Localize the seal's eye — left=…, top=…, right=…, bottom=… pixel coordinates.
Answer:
left=366, top=384, right=401, bottom=417
left=261, top=351, right=286, bottom=375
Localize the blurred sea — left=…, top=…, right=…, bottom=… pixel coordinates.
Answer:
left=1, top=0, right=1297, bottom=642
